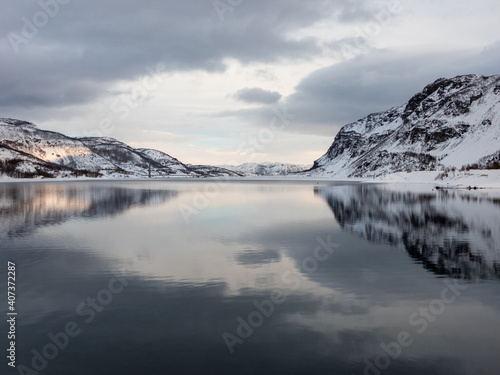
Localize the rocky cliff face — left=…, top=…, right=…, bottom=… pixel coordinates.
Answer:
left=0, top=119, right=238, bottom=178
left=310, top=74, right=500, bottom=178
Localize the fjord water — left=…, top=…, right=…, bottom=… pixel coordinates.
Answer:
left=1, top=181, right=500, bottom=375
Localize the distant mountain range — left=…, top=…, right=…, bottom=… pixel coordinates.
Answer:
left=217, top=162, right=311, bottom=176
left=308, top=74, right=500, bottom=178
left=0, top=118, right=240, bottom=178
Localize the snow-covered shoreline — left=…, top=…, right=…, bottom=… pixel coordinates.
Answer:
left=370, top=169, right=500, bottom=188
left=1, top=169, right=500, bottom=188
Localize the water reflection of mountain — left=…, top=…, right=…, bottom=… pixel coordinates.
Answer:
left=0, top=183, right=177, bottom=237
left=316, top=185, right=500, bottom=280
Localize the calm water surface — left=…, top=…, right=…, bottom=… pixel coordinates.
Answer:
left=1, top=180, right=500, bottom=375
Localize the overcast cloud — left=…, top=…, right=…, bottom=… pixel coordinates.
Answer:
left=0, top=0, right=360, bottom=109
left=234, top=88, right=282, bottom=104
left=1, top=0, right=499, bottom=164
left=241, top=42, right=500, bottom=134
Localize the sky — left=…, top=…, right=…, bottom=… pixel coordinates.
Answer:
left=1, top=0, right=499, bottom=166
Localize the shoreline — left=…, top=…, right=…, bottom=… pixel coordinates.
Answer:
left=1, top=170, right=499, bottom=188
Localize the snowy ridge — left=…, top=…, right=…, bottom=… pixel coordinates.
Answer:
left=0, top=119, right=237, bottom=179
left=310, top=74, right=500, bottom=178
left=187, top=165, right=243, bottom=177
left=218, top=162, right=311, bottom=176
left=0, top=118, right=115, bottom=175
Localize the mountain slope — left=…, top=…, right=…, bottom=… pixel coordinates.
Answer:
left=0, top=118, right=234, bottom=178
left=136, top=148, right=194, bottom=175
left=310, top=74, right=500, bottom=178
left=187, top=164, right=243, bottom=177
left=0, top=143, right=68, bottom=178
left=0, top=119, right=116, bottom=176
left=78, top=137, right=201, bottom=177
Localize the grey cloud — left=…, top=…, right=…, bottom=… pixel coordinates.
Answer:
left=0, top=0, right=376, bottom=112
left=219, top=42, right=500, bottom=136
left=287, top=44, right=500, bottom=129
left=332, top=0, right=382, bottom=22
left=322, top=37, right=371, bottom=59
left=234, top=87, right=282, bottom=104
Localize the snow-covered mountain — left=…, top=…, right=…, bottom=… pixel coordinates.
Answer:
left=309, top=74, right=500, bottom=178
left=0, top=118, right=238, bottom=178
left=218, top=162, right=311, bottom=176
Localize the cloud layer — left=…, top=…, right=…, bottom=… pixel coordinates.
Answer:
left=234, top=88, right=282, bottom=104
left=0, top=0, right=370, bottom=111
left=1, top=0, right=499, bottom=164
